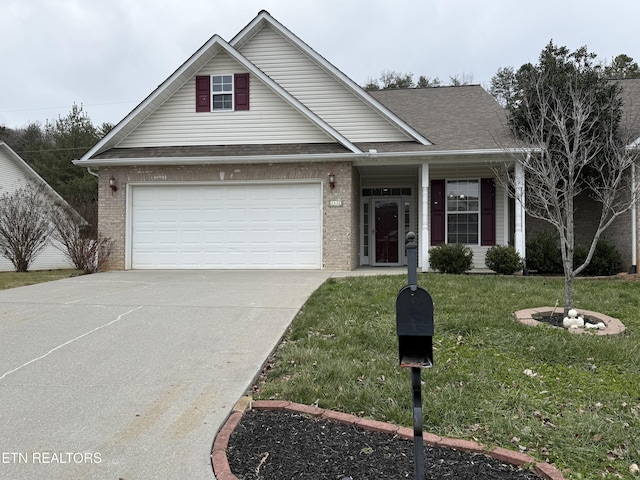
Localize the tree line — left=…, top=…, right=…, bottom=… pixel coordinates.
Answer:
left=0, top=103, right=113, bottom=222
left=364, top=53, right=640, bottom=92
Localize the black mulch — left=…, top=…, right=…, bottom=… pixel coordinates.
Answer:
left=226, top=409, right=542, bottom=480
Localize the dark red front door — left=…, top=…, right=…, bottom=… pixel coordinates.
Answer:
left=374, top=200, right=400, bottom=264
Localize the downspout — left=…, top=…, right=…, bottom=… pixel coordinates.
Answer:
left=631, top=162, right=637, bottom=274
left=86, top=167, right=99, bottom=178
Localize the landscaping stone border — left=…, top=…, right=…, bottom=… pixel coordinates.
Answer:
left=514, top=307, right=626, bottom=336
left=211, top=397, right=567, bottom=480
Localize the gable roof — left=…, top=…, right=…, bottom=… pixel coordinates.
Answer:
left=0, top=141, right=82, bottom=220
left=78, top=30, right=366, bottom=163
left=77, top=11, right=440, bottom=167
left=1, top=141, right=64, bottom=200
left=230, top=10, right=431, bottom=147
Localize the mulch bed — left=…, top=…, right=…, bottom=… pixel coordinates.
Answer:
left=533, top=313, right=567, bottom=328
left=533, top=313, right=594, bottom=328
left=227, top=409, right=543, bottom=479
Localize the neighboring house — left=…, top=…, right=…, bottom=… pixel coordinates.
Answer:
left=74, top=10, right=636, bottom=272
left=0, top=142, right=76, bottom=271
left=522, top=78, right=640, bottom=274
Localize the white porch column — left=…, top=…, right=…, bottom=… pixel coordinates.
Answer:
left=420, top=163, right=430, bottom=272
left=514, top=159, right=526, bottom=260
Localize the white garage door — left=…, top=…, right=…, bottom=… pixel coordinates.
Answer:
left=130, top=183, right=322, bottom=269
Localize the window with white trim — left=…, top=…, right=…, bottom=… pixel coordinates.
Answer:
left=446, top=179, right=479, bottom=244
left=212, top=75, right=233, bottom=111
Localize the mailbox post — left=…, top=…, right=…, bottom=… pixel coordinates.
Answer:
left=396, top=232, right=434, bottom=480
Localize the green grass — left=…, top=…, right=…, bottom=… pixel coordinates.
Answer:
left=0, top=269, right=83, bottom=290
left=255, top=274, right=640, bottom=479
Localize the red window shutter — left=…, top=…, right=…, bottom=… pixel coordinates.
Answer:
left=195, top=76, right=210, bottom=112
left=481, top=178, right=496, bottom=246
left=431, top=180, right=445, bottom=245
left=234, top=73, right=250, bottom=111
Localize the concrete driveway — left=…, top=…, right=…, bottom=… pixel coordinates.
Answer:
left=0, top=270, right=331, bottom=479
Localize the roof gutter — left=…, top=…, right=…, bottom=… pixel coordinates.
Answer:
left=73, top=147, right=537, bottom=168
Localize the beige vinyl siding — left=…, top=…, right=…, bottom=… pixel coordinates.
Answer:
left=0, top=149, right=29, bottom=192
left=431, top=166, right=507, bottom=270
left=239, top=25, right=411, bottom=143
left=0, top=148, right=74, bottom=271
left=0, top=242, right=73, bottom=272
left=118, top=52, right=334, bottom=148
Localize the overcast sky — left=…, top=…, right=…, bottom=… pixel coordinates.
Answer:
left=1, top=0, right=639, bottom=130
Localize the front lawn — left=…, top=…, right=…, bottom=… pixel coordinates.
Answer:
left=255, top=274, right=640, bottom=479
left=0, top=269, right=83, bottom=291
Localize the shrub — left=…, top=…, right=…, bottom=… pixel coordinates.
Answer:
left=525, top=231, right=563, bottom=274
left=429, top=243, right=473, bottom=274
left=0, top=186, right=53, bottom=272
left=574, top=239, right=622, bottom=276
left=51, top=206, right=113, bottom=273
left=485, top=245, right=523, bottom=275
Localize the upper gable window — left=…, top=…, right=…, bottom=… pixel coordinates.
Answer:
left=196, top=73, right=250, bottom=113
left=212, top=75, right=233, bottom=110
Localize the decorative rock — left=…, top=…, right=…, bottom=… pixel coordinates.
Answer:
left=563, top=317, right=572, bottom=328
left=514, top=307, right=625, bottom=336
left=585, top=323, right=598, bottom=329
left=568, top=309, right=578, bottom=318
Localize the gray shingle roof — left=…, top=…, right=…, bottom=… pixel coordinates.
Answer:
left=368, top=85, right=512, bottom=151
left=93, top=86, right=515, bottom=161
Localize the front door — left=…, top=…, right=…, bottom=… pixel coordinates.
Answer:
left=373, top=199, right=401, bottom=265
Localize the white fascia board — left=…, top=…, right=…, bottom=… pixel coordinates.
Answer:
left=2, top=142, right=64, bottom=202
left=77, top=31, right=360, bottom=164
left=230, top=11, right=432, bottom=146
left=78, top=36, right=227, bottom=163
left=1, top=142, right=83, bottom=221
left=73, top=153, right=357, bottom=167
left=217, top=38, right=361, bottom=154
left=73, top=147, right=532, bottom=168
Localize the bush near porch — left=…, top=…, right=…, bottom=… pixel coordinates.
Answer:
left=526, top=231, right=623, bottom=276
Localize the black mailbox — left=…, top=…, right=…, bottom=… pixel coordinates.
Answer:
left=396, top=232, right=434, bottom=369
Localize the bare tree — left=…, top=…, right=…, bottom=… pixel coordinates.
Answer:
left=449, top=72, right=474, bottom=86
left=0, top=186, right=54, bottom=272
left=494, top=45, right=640, bottom=312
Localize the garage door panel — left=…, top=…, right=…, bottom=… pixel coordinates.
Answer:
left=131, top=184, right=321, bottom=269
left=298, top=229, right=319, bottom=244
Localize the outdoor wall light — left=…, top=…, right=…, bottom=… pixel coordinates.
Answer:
left=109, top=176, right=118, bottom=192
left=328, top=171, right=336, bottom=190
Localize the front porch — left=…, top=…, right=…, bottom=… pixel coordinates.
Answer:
left=354, top=160, right=526, bottom=272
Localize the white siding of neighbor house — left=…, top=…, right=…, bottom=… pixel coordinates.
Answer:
left=431, top=166, right=507, bottom=270
left=238, top=25, right=412, bottom=143
left=0, top=147, right=74, bottom=271
left=118, top=51, right=335, bottom=148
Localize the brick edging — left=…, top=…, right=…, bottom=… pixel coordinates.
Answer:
left=513, top=307, right=625, bottom=336
left=212, top=399, right=567, bottom=480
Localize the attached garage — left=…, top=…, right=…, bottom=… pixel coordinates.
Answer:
left=128, top=182, right=322, bottom=269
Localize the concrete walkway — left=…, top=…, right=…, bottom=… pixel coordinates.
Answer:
left=0, top=270, right=331, bottom=480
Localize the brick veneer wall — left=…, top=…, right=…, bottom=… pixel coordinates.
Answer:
left=525, top=191, right=633, bottom=272
left=97, top=161, right=358, bottom=271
